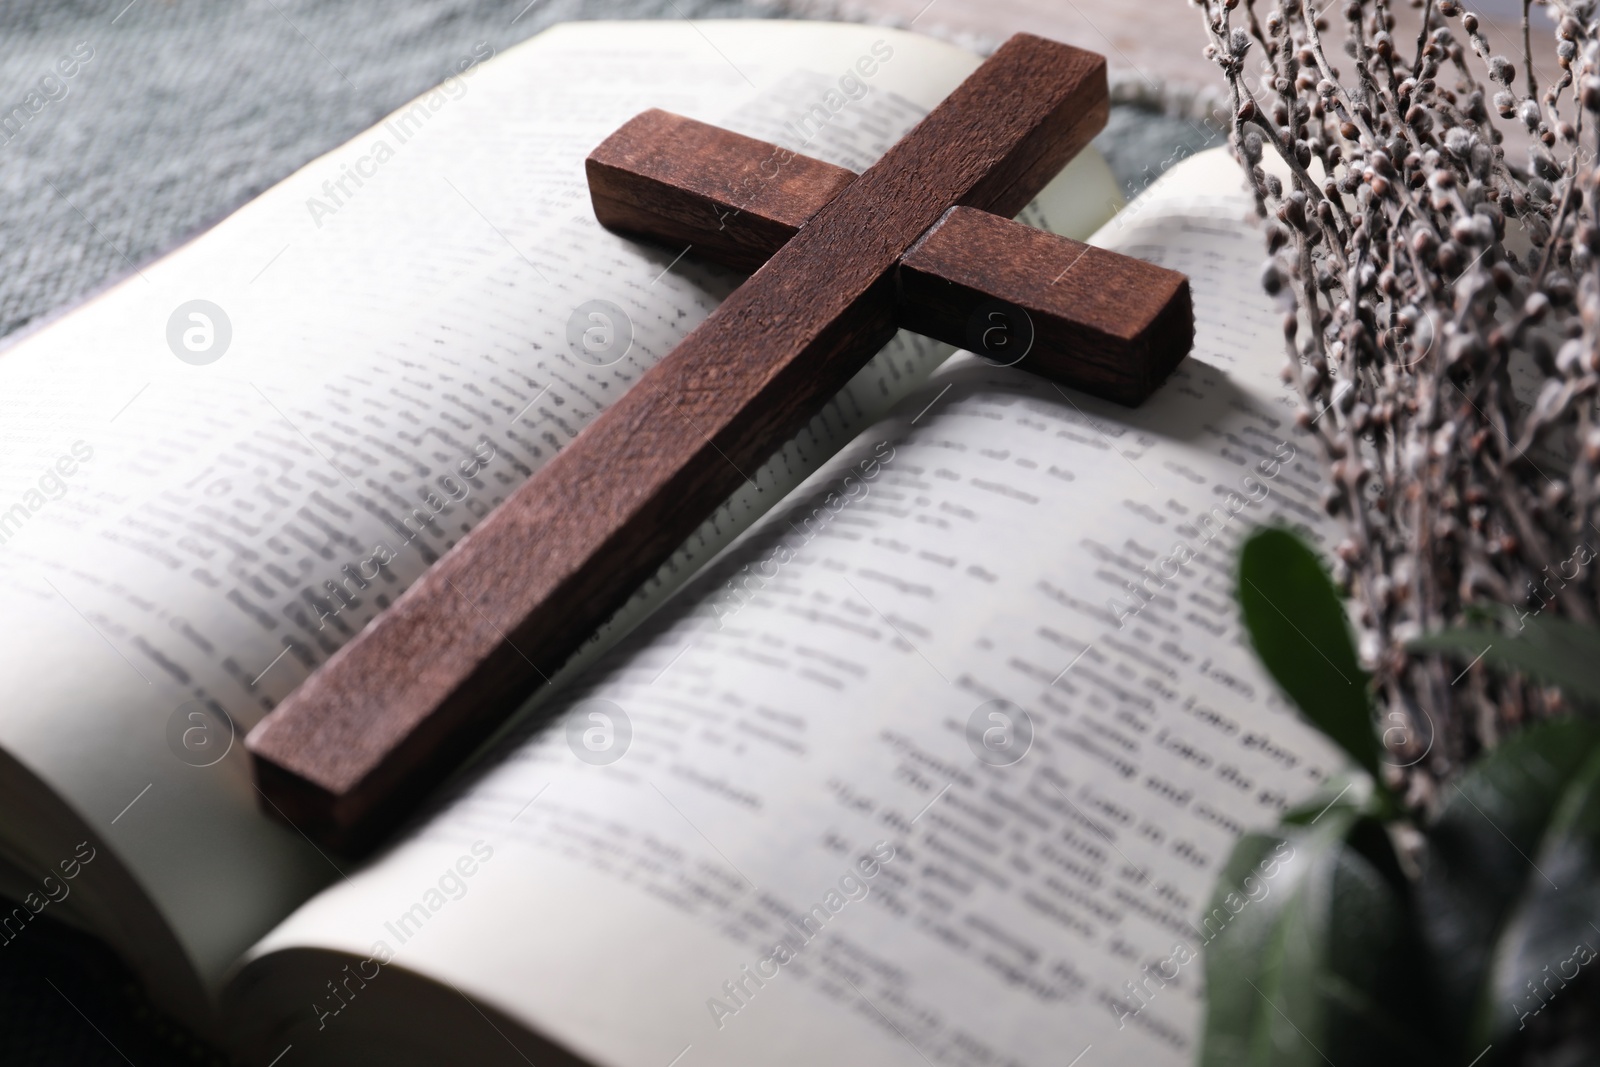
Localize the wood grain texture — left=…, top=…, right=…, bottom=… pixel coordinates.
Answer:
left=898, top=206, right=1192, bottom=404
left=588, top=118, right=1191, bottom=404
left=247, top=33, right=1110, bottom=852
left=587, top=109, right=855, bottom=273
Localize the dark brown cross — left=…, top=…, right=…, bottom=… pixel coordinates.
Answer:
left=246, top=33, right=1194, bottom=852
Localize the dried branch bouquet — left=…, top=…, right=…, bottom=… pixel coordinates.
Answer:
left=1193, top=0, right=1600, bottom=800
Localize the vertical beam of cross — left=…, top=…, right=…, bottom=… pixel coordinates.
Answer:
left=247, top=34, right=1191, bottom=851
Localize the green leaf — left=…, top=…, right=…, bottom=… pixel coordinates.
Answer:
left=1198, top=813, right=1438, bottom=1067
left=1411, top=616, right=1600, bottom=706
left=1485, top=744, right=1600, bottom=1039
left=1238, top=528, right=1377, bottom=778
left=1198, top=831, right=1322, bottom=1067
left=1279, top=774, right=1380, bottom=828
left=1416, top=717, right=1600, bottom=1057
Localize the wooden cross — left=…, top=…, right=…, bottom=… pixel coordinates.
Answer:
left=246, top=33, right=1194, bottom=852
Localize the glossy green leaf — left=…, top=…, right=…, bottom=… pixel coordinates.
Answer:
left=1198, top=812, right=1437, bottom=1067
left=1238, top=528, right=1377, bottom=777
left=1411, top=617, right=1600, bottom=707
left=1416, top=717, right=1600, bottom=1058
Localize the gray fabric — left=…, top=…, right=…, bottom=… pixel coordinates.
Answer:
left=0, top=2, right=1208, bottom=1062
left=0, top=0, right=781, bottom=340
left=0, top=0, right=1216, bottom=342
left=1097, top=104, right=1224, bottom=200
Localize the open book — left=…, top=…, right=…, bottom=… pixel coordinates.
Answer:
left=0, top=18, right=1345, bottom=1067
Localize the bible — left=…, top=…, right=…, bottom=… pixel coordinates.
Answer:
left=0, top=17, right=1343, bottom=1067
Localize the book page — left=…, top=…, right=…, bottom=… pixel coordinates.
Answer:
left=0, top=20, right=1118, bottom=1029
left=232, top=148, right=1348, bottom=1067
